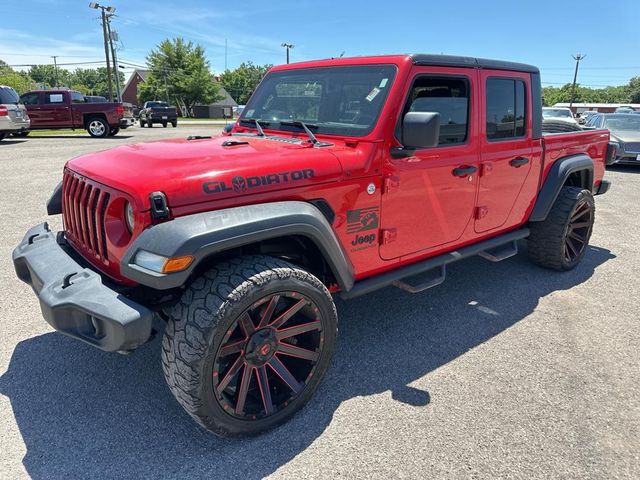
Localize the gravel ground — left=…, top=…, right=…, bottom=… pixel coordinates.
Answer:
left=0, top=126, right=638, bottom=479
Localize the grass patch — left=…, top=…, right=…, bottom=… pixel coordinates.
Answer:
left=28, top=129, right=85, bottom=136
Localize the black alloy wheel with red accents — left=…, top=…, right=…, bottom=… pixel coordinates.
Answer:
left=161, top=255, right=337, bottom=437
left=528, top=186, right=596, bottom=271
left=213, top=291, right=325, bottom=420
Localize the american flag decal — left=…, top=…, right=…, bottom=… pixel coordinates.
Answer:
left=346, top=206, right=379, bottom=234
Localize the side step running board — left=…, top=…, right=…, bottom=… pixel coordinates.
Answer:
left=478, top=240, right=519, bottom=262
left=341, top=228, right=529, bottom=299
left=393, top=265, right=446, bottom=293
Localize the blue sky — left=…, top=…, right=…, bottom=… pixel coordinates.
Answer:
left=2, top=0, right=639, bottom=88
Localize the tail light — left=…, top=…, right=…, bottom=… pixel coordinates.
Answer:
left=116, top=104, right=124, bottom=115
left=0, top=105, right=7, bottom=116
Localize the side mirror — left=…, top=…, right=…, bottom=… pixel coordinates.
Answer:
left=402, top=112, right=440, bottom=149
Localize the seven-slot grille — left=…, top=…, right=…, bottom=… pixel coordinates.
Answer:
left=62, top=170, right=110, bottom=262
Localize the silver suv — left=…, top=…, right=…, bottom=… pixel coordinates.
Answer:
left=0, top=86, right=30, bottom=141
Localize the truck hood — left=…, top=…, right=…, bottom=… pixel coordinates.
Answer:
left=610, top=131, right=640, bottom=144
left=67, top=135, right=344, bottom=210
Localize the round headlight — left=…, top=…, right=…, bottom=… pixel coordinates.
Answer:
left=125, top=201, right=135, bottom=233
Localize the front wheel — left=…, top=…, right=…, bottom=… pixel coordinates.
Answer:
left=528, top=186, right=595, bottom=270
left=161, top=255, right=337, bottom=437
left=86, top=117, right=109, bottom=138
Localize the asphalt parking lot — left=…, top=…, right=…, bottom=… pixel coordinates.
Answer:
left=1, top=126, right=639, bottom=479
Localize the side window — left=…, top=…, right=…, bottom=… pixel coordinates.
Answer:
left=44, top=93, right=65, bottom=104
left=486, top=78, right=527, bottom=140
left=403, top=76, right=470, bottom=145
left=20, top=93, right=40, bottom=105
left=71, top=92, right=85, bottom=103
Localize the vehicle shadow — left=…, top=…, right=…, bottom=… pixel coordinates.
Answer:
left=23, top=135, right=135, bottom=140
left=607, top=164, right=640, bottom=174
left=0, top=243, right=614, bottom=479
left=0, top=139, right=28, bottom=145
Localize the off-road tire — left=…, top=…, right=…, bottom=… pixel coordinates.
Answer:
left=161, top=255, right=338, bottom=437
left=528, top=186, right=595, bottom=270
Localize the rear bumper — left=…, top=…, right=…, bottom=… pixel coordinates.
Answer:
left=149, top=114, right=177, bottom=122
left=12, top=223, right=153, bottom=352
left=0, top=116, right=30, bottom=132
left=120, top=117, right=135, bottom=128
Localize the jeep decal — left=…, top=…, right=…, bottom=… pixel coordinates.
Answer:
left=346, top=206, right=379, bottom=233
left=203, top=169, right=315, bottom=194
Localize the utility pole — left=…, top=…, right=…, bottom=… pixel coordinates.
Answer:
left=51, top=56, right=59, bottom=87
left=225, top=38, right=228, bottom=71
left=569, top=53, right=586, bottom=109
left=106, top=16, right=121, bottom=102
left=281, top=43, right=294, bottom=64
left=89, top=2, right=115, bottom=102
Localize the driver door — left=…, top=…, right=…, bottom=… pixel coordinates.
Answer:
left=380, top=68, right=480, bottom=260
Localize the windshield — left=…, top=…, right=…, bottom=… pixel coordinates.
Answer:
left=604, top=115, right=640, bottom=131
left=543, top=108, right=572, bottom=118
left=240, top=64, right=397, bottom=137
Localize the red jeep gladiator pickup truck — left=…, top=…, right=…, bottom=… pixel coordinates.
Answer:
left=19, top=89, right=134, bottom=137
left=13, top=54, right=614, bottom=437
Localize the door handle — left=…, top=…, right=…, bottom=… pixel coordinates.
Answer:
left=509, top=157, right=529, bottom=167
left=452, top=165, right=478, bottom=177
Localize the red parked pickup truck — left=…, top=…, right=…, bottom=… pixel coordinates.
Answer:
left=19, top=89, right=134, bottom=137
left=13, top=54, right=614, bottom=437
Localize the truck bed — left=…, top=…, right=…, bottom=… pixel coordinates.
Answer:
left=541, top=128, right=610, bottom=190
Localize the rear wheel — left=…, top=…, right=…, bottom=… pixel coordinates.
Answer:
left=139, top=118, right=146, bottom=127
left=13, top=130, right=30, bottom=137
left=162, top=122, right=167, bottom=128
left=86, top=117, right=109, bottom=138
left=161, top=255, right=337, bottom=437
left=528, top=186, right=595, bottom=270
left=171, top=120, right=177, bottom=127
left=108, top=127, right=120, bottom=136
left=147, top=120, right=153, bottom=128
left=0, top=132, right=6, bottom=141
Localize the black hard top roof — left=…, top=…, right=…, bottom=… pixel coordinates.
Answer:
left=410, top=54, right=539, bottom=74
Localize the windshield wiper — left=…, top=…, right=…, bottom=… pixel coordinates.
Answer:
left=279, top=120, right=321, bottom=145
left=239, top=117, right=269, bottom=136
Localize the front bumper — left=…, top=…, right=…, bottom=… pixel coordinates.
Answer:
left=12, top=223, right=153, bottom=352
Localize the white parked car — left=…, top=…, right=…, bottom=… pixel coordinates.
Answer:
left=543, top=107, right=579, bottom=125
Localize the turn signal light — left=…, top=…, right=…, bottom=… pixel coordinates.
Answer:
left=162, top=255, right=194, bottom=273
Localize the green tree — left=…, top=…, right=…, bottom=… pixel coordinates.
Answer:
left=0, top=59, right=36, bottom=94
left=628, top=76, right=640, bottom=103
left=28, top=64, right=70, bottom=88
left=70, top=67, right=125, bottom=98
left=139, top=38, right=222, bottom=114
left=219, top=62, right=272, bottom=104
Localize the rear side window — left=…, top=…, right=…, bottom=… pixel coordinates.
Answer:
left=20, top=93, right=40, bottom=105
left=486, top=78, right=527, bottom=140
left=402, top=76, right=470, bottom=145
left=71, top=91, right=85, bottom=103
left=44, top=93, right=65, bottom=104
left=0, top=87, right=20, bottom=104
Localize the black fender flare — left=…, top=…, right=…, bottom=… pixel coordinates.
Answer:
left=47, top=181, right=63, bottom=215
left=120, top=201, right=355, bottom=291
left=529, top=154, right=594, bottom=222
